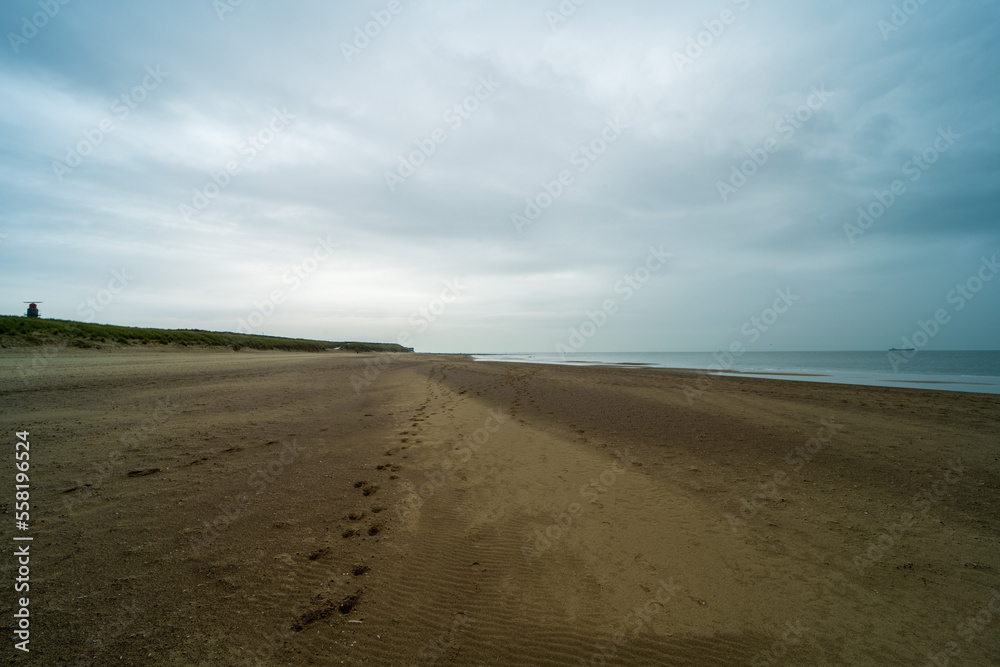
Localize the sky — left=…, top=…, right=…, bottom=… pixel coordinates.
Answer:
left=1, top=0, right=998, bottom=353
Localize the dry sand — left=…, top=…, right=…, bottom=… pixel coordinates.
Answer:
left=1, top=348, right=998, bottom=665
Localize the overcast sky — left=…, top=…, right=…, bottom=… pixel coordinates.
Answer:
left=1, top=0, right=997, bottom=353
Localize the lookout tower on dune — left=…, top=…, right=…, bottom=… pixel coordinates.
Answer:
left=24, top=302, right=41, bottom=318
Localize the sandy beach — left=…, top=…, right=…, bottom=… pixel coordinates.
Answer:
left=2, top=348, right=998, bottom=665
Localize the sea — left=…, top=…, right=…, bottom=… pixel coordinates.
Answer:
left=470, top=351, right=1000, bottom=395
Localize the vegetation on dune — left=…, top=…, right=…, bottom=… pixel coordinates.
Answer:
left=0, top=315, right=413, bottom=353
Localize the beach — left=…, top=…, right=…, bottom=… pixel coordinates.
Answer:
left=3, top=348, right=999, bottom=665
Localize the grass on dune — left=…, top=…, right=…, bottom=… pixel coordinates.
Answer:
left=0, top=315, right=412, bottom=353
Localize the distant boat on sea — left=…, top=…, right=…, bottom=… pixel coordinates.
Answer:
left=889, top=347, right=916, bottom=351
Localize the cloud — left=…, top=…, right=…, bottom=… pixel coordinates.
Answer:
left=1, top=0, right=998, bottom=352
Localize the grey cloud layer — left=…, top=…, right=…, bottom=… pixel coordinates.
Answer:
left=1, top=0, right=997, bottom=351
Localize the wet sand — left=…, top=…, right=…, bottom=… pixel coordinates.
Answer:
left=2, top=348, right=998, bottom=665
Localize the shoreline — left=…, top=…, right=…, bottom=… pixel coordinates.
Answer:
left=469, top=352, right=1000, bottom=395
